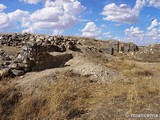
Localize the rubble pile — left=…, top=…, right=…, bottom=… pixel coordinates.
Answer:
left=133, top=44, right=160, bottom=62
left=0, top=33, right=141, bottom=79
left=0, top=33, right=77, bottom=79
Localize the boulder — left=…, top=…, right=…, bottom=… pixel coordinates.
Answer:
left=14, top=54, right=24, bottom=63
left=9, top=63, right=21, bottom=70
left=4, top=61, right=11, bottom=66
left=0, top=68, right=10, bottom=78
left=67, top=41, right=77, bottom=51
left=11, top=69, right=25, bottom=76
left=0, top=49, right=5, bottom=55
left=4, top=55, right=12, bottom=61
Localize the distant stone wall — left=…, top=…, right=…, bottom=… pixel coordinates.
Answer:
left=103, top=41, right=138, bottom=55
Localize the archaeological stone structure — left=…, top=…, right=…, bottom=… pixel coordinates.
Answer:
left=0, top=33, right=77, bottom=79
left=104, top=41, right=138, bottom=55
left=0, top=33, right=138, bottom=79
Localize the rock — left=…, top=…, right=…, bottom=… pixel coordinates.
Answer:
left=59, top=45, right=66, bottom=52
left=9, top=55, right=14, bottom=60
left=24, top=67, right=32, bottom=72
left=0, top=49, right=5, bottom=55
left=21, top=45, right=28, bottom=51
left=9, top=63, right=21, bottom=70
left=4, top=61, right=11, bottom=66
left=4, top=55, right=12, bottom=61
left=67, top=41, right=77, bottom=51
left=0, top=68, right=10, bottom=77
left=20, top=76, right=24, bottom=79
left=11, top=69, right=25, bottom=76
left=14, top=54, right=24, bottom=63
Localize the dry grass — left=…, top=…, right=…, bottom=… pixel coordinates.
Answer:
left=0, top=59, right=160, bottom=119
left=0, top=81, right=21, bottom=120
left=6, top=68, right=160, bottom=119
left=106, top=59, right=137, bottom=71
left=12, top=72, right=95, bottom=120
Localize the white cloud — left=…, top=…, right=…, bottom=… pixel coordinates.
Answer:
left=23, top=0, right=85, bottom=33
left=146, top=28, right=160, bottom=40
left=101, top=0, right=146, bottom=24
left=52, top=29, right=63, bottom=35
left=124, top=27, right=146, bottom=45
left=82, top=22, right=101, bottom=38
left=102, top=3, right=136, bottom=24
left=101, top=0, right=160, bottom=24
left=0, top=9, right=30, bottom=31
left=147, top=19, right=160, bottom=30
left=101, top=24, right=107, bottom=28
left=0, top=4, right=6, bottom=12
left=125, top=26, right=144, bottom=37
left=0, top=13, right=9, bottom=27
left=0, top=0, right=84, bottom=33
left=30, top=7, right=62, bottom=23
left=124, top=26, right=145, bottom=44
left=102, top=32, right=113, bottom=39
left=146, top=19, right=160, bottom=41
left=146, top=0, right=160, bottom=8
left=20, top=0, right=41, bottom=4
left=133, top=0, right=146, bottom=14
left=124, top=19, right=160, bottom=45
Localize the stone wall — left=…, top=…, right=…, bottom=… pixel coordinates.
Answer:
left=0, top=33, right=139, bottom=78
left=104, top=41, right=138, bottom=55
left=0, top=33, right=77, bottom=78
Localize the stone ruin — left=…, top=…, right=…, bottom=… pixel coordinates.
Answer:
left=133, top=44, right=160, bottom=62
left=104, top=41, right=138, bottom=55
left=0, top=33, right=139, bottom=79
left=0, top=33, right=77, bottom=79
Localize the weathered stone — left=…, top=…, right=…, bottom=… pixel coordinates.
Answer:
left=14, top=53, right=25, bottom=63
left=24, top=67, right=32, bottom=72
left=0, top=49, right=5, bottom=55
left=0, top=68, right=10, bottom=77
left=4, top=55, right=12, bottom=61
left=9, top=63, right=21, bottom=70
left=58, top=45, right=66, bottom=52
left=11, top=69, right=25, bottom=76
left=4, top=61, right=11, bottom=66
left=67, top=41, right=77, bottom=51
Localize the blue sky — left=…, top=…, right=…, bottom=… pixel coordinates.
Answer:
left=0, top=0, right=160, bottom=45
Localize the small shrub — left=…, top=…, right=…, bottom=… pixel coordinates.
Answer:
left=135, top=69, right=153, bottom=77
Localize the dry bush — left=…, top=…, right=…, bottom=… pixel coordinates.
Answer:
left=134, top=69, right=153, bottom=77
left=14, top=96, right=48, bottom=120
